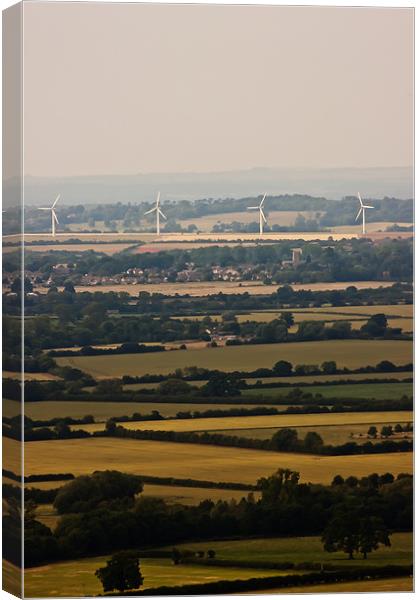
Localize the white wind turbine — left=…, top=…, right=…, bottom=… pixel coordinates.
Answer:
left=38, top=195, right=60, bottom=236
left=247, top=193, right=267, bottom=235
left=144, top=192, right=167, bottom=235
left=355, top=192, right=374, bottom=235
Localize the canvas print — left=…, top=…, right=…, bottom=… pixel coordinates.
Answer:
left=2, top=2, right=414, bottom=597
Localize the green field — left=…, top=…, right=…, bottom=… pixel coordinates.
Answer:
left=165, top=532, right=413, bottom=567
left=244, top=381, right=413, bottom=400
left=17, top=436, right=413, bottom=485
left=25, top=556, right=287, bottom=597
left=55, top=339, right=413, bottom=378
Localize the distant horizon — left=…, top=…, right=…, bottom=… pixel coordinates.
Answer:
left=16, top=164, right=415, bottom=182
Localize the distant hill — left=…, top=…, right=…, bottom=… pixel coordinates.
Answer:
left=3, top=167, right=413, bottom=207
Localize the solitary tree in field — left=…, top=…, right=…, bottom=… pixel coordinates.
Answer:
left=95, top=551, right=143, bottom=593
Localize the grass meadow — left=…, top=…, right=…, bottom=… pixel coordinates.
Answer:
left=243, top=381, right=413, bottom=400
left=23, top=532, right=413, bottom=597
left=24, top=556, right=296, bottom=598
left=18, top=437, right=413, bottom=485
left=55, top=339, right=413, bottom=378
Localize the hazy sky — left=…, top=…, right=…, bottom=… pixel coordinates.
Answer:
left=23, top=3, right=413, bottom=177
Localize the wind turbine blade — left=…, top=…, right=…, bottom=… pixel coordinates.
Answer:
left=156, top=191, right=160, bottom=206
left=363, top=205, right=374, bottom=209
left=355, top=208, right=362, bottom=222
left=260, top=193, right=267, bottom=208
left=158, top=209, right=167, bottom=220
left=144, top=207, right=157, bottom=215
left=260, top=209, right=267, bottom=224
left=358, top=192, right=363, bottom=206
left=53, top=211, right=59, bottom=224
left=38, top=207, right=50, bottom=211
left=247, top=206, right=258, bottom=210
left=52, top=194, right=60, bottom=208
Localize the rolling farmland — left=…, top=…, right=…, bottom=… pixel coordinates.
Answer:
left=55, top=339, right=413, bottom=378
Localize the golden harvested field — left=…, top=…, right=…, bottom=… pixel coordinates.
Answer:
left=55, top=340, right=413, bottom=378
left=73, top=410, right=413, bottom=434
left=3, top=371, right=61, bottom=381
left=23, top=243, right=135, bottom=254
left=8, top=399, right=270, bottom=421
left=32, top=280, right=397, bottom=297
left=213, top=423, right=413, bottom=446
left=179, top=210, right=321, bottom=230
left=20, top=437, right=413, bottom=485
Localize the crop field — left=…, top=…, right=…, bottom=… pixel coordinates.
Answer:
left=2, top=561, right=21, bottom=598
left=24, top=243, right=136, bottom=254
left=9, top=400, right=270, bottom=421
left=55, top=339, right=413, bottom=378
left=165, top=532, right=413, bottom=567
left=21, top=437, right=413, bottom=485
left=24, top=557, right=288, bottom=598
left=31, top=279, right=398, bottom=297
left=243, top=381, right=413, bottom=400
left=211, top=423, right=413, bottom=446
left=73, top=410, right=413, bottom=435
left=178, top=210, right=321, bottom=230
left=3, top=370, right=61, bottom=381
left=119, top=371, right=412, bottom=392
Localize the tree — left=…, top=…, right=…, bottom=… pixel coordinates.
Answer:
left=367, top=426, right=378, bottom=438
left=95, top=551, right=143, bottom=593
left=321, top=361, right=337, bottom=374
left=157, top=379, right=192, bottom=395
left=358, top=516, right=391, bottom=559
left=258, top=469, right=300, bottom=504
left=270, top=428, right=299, bottom=451
left=381, top=425, right=393, bottom=438
left=361, top=314, right=388, bottom=337
left=272, top=360, right=293, bottom=376
left=202, top=373, right=242, bottom=397
left=322, top=510, right=360, bottom=559
left=303, top=431, right=324, bottom=452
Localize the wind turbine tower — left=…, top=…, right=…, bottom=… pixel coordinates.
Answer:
left=38, top=195, right=60, bottom=237
left=247, top=193, right=268, bottom=235
left=144, top=192, right=167, bottom=235
left=355, top=192, right=374, bottom=235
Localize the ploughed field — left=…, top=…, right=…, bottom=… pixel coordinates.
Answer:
left=17, top=437, right=413, bottom=485
left=54, top=339, right=413, bottom=378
